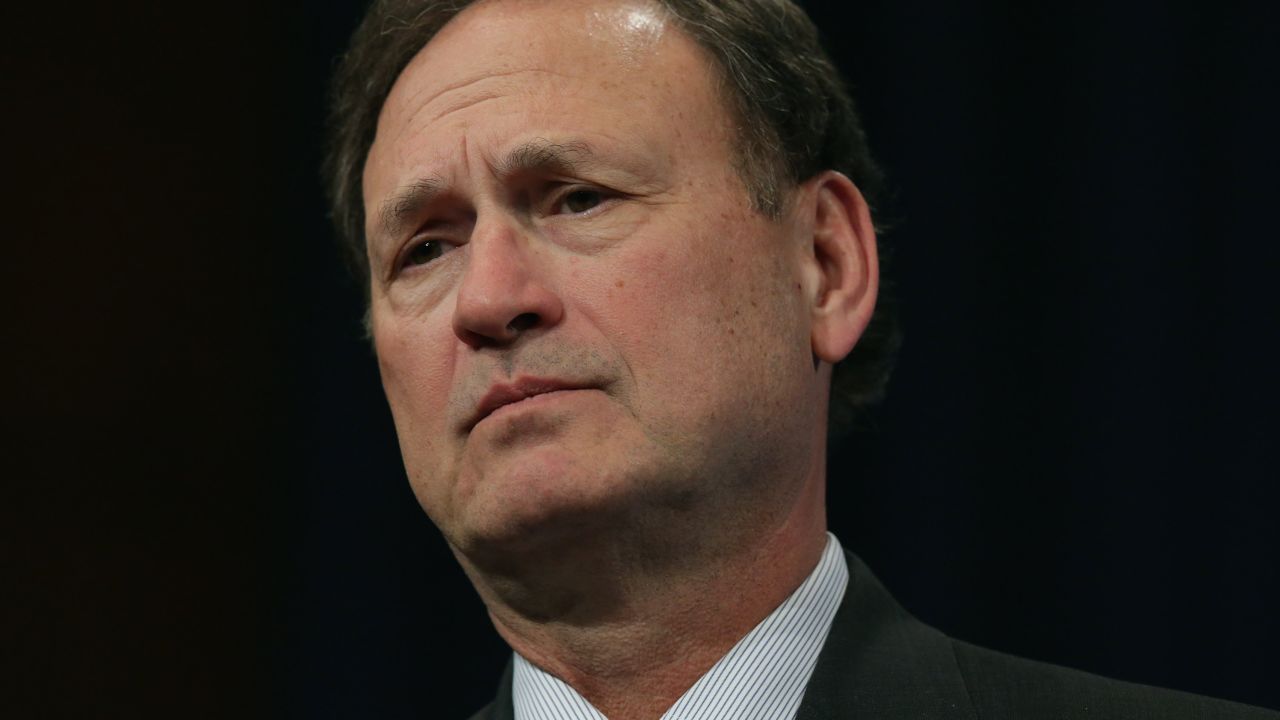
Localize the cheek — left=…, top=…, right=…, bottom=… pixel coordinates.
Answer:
left=376, top=327, right=470, bottom=530
left=372, top=307, right=460, bottom=485
left=585, top=214, right=805, bottom=416
left=375, top=310, right=454, bottom=409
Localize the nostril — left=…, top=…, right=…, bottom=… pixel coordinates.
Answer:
left=507, top=312, right=540, bottom=334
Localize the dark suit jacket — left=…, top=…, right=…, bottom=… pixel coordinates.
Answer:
left=468, top=551, right=1278, bottom=719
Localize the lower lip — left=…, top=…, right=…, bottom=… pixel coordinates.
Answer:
left=482, top=388, right=594, bottom=424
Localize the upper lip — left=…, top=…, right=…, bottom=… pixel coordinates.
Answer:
left=465, top=376, right=594, bottom=431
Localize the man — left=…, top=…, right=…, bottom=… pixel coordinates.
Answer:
left=323, top=1, right=1278, bottom=718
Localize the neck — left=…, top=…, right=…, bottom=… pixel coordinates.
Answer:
left=455, top=467, right=829, bottom=720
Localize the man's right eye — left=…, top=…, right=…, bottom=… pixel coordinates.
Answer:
left=403, top=239, right=445, bottom=268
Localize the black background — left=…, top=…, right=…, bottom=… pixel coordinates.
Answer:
left=7, top=0, right=1278, bottom=717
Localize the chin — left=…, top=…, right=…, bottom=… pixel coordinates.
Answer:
left=445, top=443, right=636, bottom=558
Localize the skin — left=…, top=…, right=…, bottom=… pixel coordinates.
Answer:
left=362, top=0, right=879, bottom=716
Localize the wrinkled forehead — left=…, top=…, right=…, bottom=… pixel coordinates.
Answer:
left=364, top=0, right=737, bottom=207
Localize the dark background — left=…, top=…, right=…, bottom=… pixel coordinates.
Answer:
left=7, top=0, right=1278, bottom=717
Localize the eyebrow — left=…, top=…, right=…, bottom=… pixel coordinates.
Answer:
left=378, top=176, right=445, bottom=243
left=374, top=139, right=597, bottom=242
left=495, top=138, right=593, bottom=178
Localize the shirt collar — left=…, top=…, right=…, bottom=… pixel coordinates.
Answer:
left=512, top=533, right=849, bottom=720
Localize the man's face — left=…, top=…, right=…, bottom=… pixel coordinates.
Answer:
left=363, top=0, right=825, bottom=556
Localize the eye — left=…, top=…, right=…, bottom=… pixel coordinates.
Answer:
left=402, top=239, right=446, bottom=269
left=557, top=188, right=605, bottom=215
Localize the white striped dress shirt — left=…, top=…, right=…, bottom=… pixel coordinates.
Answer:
left=512, top=533, right=849, bottom=720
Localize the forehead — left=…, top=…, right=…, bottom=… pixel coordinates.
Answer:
left=364, top=0, right=735, bottom=203
left=433, top=0, right=672, bottom=68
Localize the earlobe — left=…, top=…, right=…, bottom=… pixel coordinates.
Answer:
left=804, top=171, right=879, bottom=365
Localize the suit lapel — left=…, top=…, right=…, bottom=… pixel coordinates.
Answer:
left=470, top=552, right=977, bottom=720
left=795, top=551, right=978, bottom=719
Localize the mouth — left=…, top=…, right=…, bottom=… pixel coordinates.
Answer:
left=465, top=377, right=598, bottom=432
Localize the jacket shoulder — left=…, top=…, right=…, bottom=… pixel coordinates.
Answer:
left=951, top=640, right=1280, bottom=719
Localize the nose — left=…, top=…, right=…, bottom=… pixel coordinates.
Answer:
left=451, top=218, right=564, bottom=349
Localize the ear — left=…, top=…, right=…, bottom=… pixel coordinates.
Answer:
left=797, top=171, right=879, bottom=365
